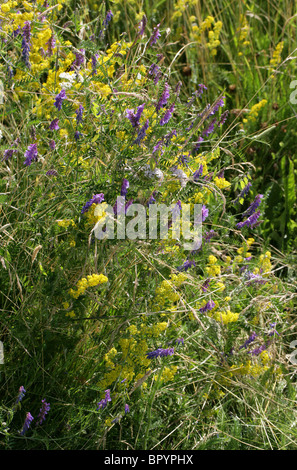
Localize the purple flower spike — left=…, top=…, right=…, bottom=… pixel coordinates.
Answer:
left=36, top=399, right=50, bottom=426
left=24, top=143, right=38, bottom=166
left=177, top=260, right=196, bottom=272
left=126, top=103, right=145, bottom=128
left=46, top=169, right=58, bottom=176
left=160, top=103, right=175, bottom=126
left=239, top=332, right=257, bottom=350
left=138, top=14, right=147, bottom=36
left=49, top=140, right=56, bottom=150
left=149, top=23, right=161, bottom=45
left=125, top=404, right=130, bottom=414
left=15, top=386, right=26, bottom=405
left=121, top=179, right=129, bottom=197
left=236, top=210, right=261, bottom=229
left=193, top=164, right=203, bottom=181
left=201, top=205, right=209, bottom=222
left=242, top=194, right=263, bottom=218
left=54, top=89, right=67, bottom=111
left=156, top=83, right=170, bottom=112
left=20, top=412, right=34, bottom=436
left=49, top=118, right=59, bottom=131
left=81, top=193, right=104, bottom=214
left=97, top=389, right=112, bottom=411
left=146, top=347, right=174, bottom=359
left=199, top=300, right=215, bottom=313
left=134, top=119, right=149, bottom=145
left=75, top=104, right=84, bottom=124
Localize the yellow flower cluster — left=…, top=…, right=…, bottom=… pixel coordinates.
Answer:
left=171, top=0, right=196, bottom=20
left=270, top=42, right=284, bottom=71
left=57, top=219, right=76, bottom=229
left=191, top=16, right=223, bottom=56
left=205, top=255, right=221, bottom=277
left=237, top=14, right=250, bottom=56
left=230, top=351, right=272, bottom=378
left=259, top=251, right=272, bottom=274
left=207, top=21, right=223, bottom=56
left=158, top=365, right=178, bottom=383
left=154, top=273, right=188, bottom=311
left=69, top=273, right=108, bottom=299
left=243, top=99, right=267, bottom=123
left=211, top=309, right=239, bottom=324
left=85, top=202, right=109, bottom=226
left=214, top=176, right=231, bottom=190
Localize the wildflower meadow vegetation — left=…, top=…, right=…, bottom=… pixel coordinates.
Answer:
left=1, top=0, right=297, bottom=451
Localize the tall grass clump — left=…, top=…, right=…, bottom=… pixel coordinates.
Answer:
left=0, top=0, right=297, bottom=450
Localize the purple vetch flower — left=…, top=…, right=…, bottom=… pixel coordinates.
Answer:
left=36, top=399, right=50, bottom=426
left=209, top=96, right=225, bottom=116
left=125, top=199, right=133, bottom=213
left=160, top=103, right=175, bottom=126
left=138, top=14, right=147, bottom=36
left=201, top=205, right=209, bottom=222
left=149, top=63, right=161, bottom=84
left=91, top=54, right=98, bottom=75
left=164, top=129, right=177, bottom=146
left=125, top=404, right=130, bottom=414
left=125, top=103, right=145, bottom=128
left=74, top=131, right=82, bottom=141
left=75, top=104, right=84, bottom=124
left=204, top=230, right=218, bottom=242
left=149, top=63, right=160, bottom=76
left=103, top=10, right=113, bottom=29
left=149, top=23, right=161, bottom=45
left=202, top=118, right=217, bottom=137
left=81, top=193, right=105, bottom=214
left=233, top=181, right=252, bottom=204
left=46, top=34, right=55, bottom=56
left=134, top=119, right=149, bottom=145
left=177, top=259, right=196, bottom=272
left=201, top=278, right=210, bottom=292
left=46, top=169, right=58, bottom=176
left=54, top=89, right=67, bottom=111
left=7, top=63, right=14, bottom=79
left=187, top=84, right=207, bottom=107
left=178, top=154, right=189, bottom=167
left=20, top=412, right=34, bottom=436
left=97, top=389, right=112, bottom=410
left=186, top=122, right=194, bottom=132
left=193, top=164, right=203, bottom=180
left=175, top=81, right=182, bottom=97
left=147, top=191, right=157, bottom=205
left=176, top=338, right=184, bottom=346
left=2, top=148, right=17, bottom=161
left=156, top=83, right=170, bottom=113
left=146, top=347, right=174, bottom=359
left=199, top=300, right=215, bottom=313
left=268, top=323, right=280, bottom=337
left=22, top=21, right=31, bottom=43
left=152, top=140, right=164, bottom=156
left=239, top=331, right=257, bottom=350
left=49, top=140, right=56, bottom=150
left=121, top=179, right=129, bottom=197
left=24, top=143, right=38, bottom=166
left=236, top=210, right=261, bottom=229
left=242, top=194, right=263, bottom=218
left=248, top=343, right=269, bottom=356
left=218, top=110, right=229, bottom=126
left=71, top=49, right=85, bottom=70
left=15, top=386, right=26, bottom=405
left=49, top=118, right=59, bottom=130
left=193, top=136, right=204, bottom=153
